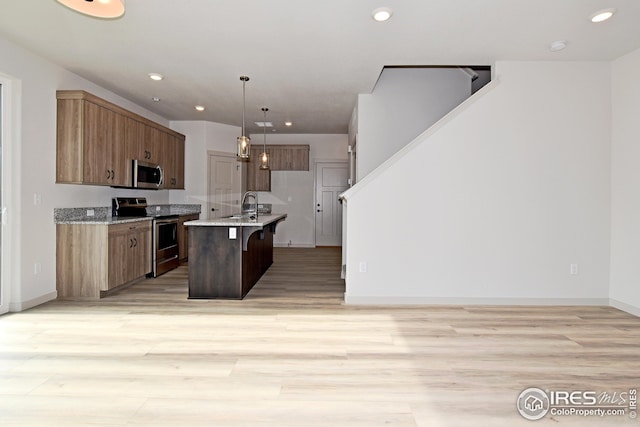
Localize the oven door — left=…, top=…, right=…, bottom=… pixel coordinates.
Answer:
left=153, top=218, right=179, bottom=277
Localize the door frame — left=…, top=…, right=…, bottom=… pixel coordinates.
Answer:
left=314, top=159, right=349, bottom=247
left=0, top=73, right=17, bottom=314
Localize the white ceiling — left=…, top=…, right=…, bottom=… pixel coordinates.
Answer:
left=1, top=0, right=639, bottom=134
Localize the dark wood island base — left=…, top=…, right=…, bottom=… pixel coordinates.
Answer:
left=186, top=214, right=286, bottom=299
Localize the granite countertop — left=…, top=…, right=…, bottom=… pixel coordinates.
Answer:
left=57, top=216, right=154, bottom=225
left=54, top=204, right=201, bottom=224
left=185, top=213, right=287, bottom=227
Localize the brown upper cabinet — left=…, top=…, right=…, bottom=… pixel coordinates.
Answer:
left=267, top=145, right=310, bottom=171
left=56, top=90, right=186, bottom=189
left=246, top=146, right=271, bottom=192
left=245, top=144, right=310, bottom=192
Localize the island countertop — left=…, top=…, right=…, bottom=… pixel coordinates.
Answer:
left=185, top=213, right=287, bottom=227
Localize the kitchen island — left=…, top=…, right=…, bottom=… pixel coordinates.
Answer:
left=185, top=214, right=287, bottom=299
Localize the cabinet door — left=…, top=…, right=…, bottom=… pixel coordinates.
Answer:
left=267, top=146, right=287, bottom=170
left=246, top=147, right=270, bottom=191
left=131, top=225, right=152, bottom=278
left=161, top=133, right=182, bottom=189
left=83, top=101, right=116, bottom=185
left=125, top=117, right=144, bottom=162
left=108, top=222, right=151, bottom=289
left=139, top=125, right=160, bottom=164
left=173, top=136, right=185, bottom=189
left=290, top=146, right=310, bottom=170
left=107, top=231, right=129, bottom=290
left=111, top=113, right=130, bottom=187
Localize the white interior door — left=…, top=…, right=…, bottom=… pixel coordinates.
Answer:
left=207, top=152, right=240, bottom=219
left=315, top=161, right=349, bottom=246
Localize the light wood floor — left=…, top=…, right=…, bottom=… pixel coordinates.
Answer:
left=1, top=248, right=639, bottom=426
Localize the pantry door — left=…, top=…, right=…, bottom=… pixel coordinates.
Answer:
left=315, top=161, right=349, bottom=247
left=207, top=151, right=241, bottom=219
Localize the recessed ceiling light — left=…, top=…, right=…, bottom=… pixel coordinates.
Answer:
left=152, top=97, right=160, bottom=102
left=255, top=121, right=273, bottom=127
left=549, top=40, right=567, bottom=52
left=284, top=121, right=293, bottom=127
left=148, top=73, right=164, bottom=81
left=195, top=105, right=205, bottom=112
left=371, top=7, right=393, bottom=22
left=590, top=8, right=616, bottom=23
left=56, top=0, right=125, bottom=19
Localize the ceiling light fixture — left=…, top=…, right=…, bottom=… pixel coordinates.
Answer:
left=590, top=8, right=616, bottom=23
left=195, top=105, right=205, bottom=112
left=152, top=97, right=160, bottom=102
left=371, top=7, right=393, bottom=22
left=549, top=40, right=567, bottom=52
left=284, top=121, right=293, bottom=127
left=260, top=107, right=270, bottom=170
left=56, top=0, right=125, bottom=19
left=237, top=76, right=251, bottom=161
left=148, top=73, right=164, bottom=81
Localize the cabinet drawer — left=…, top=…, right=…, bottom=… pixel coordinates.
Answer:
left=109, top=220, right=152, bottom=235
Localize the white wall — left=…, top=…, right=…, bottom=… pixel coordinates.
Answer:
left=343, top=61, right=612, bottom=304
left=248, top=134, right=348, bottom=247
left=168, top=120, right=240, bottom=209
left=0, top=35, right=177, bottom=310
left=610, top=48, right=640, bottom=316
left=357, top=68, right=472, bottom=179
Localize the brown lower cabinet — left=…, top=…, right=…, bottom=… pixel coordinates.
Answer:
left=56, top=220, right=152, bottom=299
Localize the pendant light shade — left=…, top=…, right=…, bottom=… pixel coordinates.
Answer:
left=259, top=107, right=270, bottom=170
left=56, top=0, right=125, bottom=19
left=237, top=76, right=251, bottom=160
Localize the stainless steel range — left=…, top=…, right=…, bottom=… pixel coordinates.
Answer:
left=112, top=197, right=180, bottom=277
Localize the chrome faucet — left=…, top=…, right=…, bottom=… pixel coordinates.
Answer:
left=241, top=191, right=258, bottom=217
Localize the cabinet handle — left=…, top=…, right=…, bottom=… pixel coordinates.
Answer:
left=110, top=170, right=114, bottom=180
left=129, top=238, right=133, bottom=248
left=106, top=170, right=111, bottom=179
left=133, top=237, right=137, bottom=247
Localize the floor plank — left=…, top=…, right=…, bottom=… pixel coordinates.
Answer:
left=1, top=247, right=639, bottom=426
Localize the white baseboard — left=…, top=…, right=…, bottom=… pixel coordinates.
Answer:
left=609, top=299, right=640, bottom=317
left=343, top=295, right=610, bottom=306
left=274, top=243, right=316, bottom=248
left=9, top=291, right=57, bottom=312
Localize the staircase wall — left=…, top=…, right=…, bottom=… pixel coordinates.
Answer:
left=342, top=61, right=612, bottom=304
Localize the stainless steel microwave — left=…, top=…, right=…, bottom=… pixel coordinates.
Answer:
left=132, top=159, right=163, bottom=189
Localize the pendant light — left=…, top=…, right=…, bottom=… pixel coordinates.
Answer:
left=259, top=107, right=270, bottom=170
left=56, top=0, right=125, bottom=19
left=237, top=76, right=251, bottom=160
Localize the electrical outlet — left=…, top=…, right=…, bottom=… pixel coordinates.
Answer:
left=33, top=193, right=42, bottom=205
left=34, top=262, right=42, bottom=275
left=570, top=264, right=578, bottom=275
left=86, top=209, right=95, bottom=217
left=359, top=262, right=367, bottom=273
left=156, top=206, right=161, bottom=211
left=229, top=227, right=237, bottom=239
